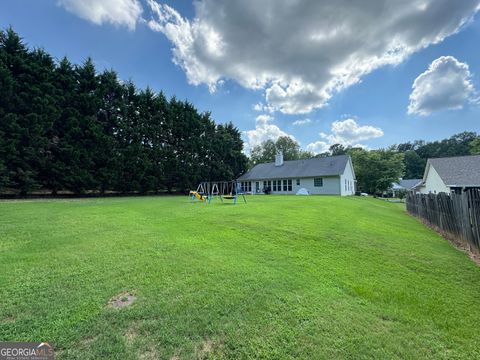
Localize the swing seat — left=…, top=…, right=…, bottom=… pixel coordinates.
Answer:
left=223, top=195, right=235, bottom=199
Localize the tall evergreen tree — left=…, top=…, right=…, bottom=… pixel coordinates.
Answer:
left=0, top=28, right=249, bottom=195
left=0, top=28, right=54, bottom=193
left=94, top=69, right=123, bottom=193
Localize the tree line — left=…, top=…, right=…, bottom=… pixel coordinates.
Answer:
left=0, top=28, right=248, bottom=195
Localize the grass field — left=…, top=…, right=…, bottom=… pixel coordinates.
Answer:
left=1, top=196, right=479, bottom=359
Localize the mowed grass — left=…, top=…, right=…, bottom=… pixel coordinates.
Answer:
left=1, top=196, right=479, bottom=359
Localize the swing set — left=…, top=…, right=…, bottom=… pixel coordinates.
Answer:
left=189, top=181, right=247, bottom=205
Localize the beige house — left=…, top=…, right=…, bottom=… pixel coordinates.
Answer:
left=418, top=155, right=480, bottom=194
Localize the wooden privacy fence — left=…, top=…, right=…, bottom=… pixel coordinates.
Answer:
left=406, top=189, right=480, bottom=252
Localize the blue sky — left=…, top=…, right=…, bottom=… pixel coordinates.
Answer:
left=1, top=0, right=479, bottom=153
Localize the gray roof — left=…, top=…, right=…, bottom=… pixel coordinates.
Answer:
left=427, top=155, right=480, bottom=187
left=238, top=155, right=351, bottom=181
left=398, top=179, right=422, bottom=189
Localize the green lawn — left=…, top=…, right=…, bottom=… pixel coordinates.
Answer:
left=1, top=196, right=479, bottom=359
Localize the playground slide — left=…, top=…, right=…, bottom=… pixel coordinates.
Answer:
left=190, top=191, right=206, bottom=201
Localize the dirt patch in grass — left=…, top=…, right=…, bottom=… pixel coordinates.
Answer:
left=80, top=336, right=98, bottom=347
left=108, top=291, right=136, bottom=309
left=138, top=346, right=159, bottom=360
left=195, top=338, right=223, bottom=359
left=1, top=315, right=16, bottom=323
left=124, top=322, right=139, bottom=345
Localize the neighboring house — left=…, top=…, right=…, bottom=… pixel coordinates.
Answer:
left=390, top=178, right=422, bottom=196
left=418, top=155, right=480, bottom=194
left=237, top=153, right=356, bottom=195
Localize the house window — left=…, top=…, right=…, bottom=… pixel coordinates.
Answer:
left=273, top=180, right=277, bottom=191
left=345, top=179, right=347, bottom=191
left=263, top=181, right=267, bottom=188
left=241, top=181, right=251, bottom=192
left=296, top=179, right=300, bottom=186
left=283, top=179, right=288, bottom=191
left=268, top=180, right=271, bottom=188
left=288, top=179, right=292, bottom=191
left=314, top=178, right=323, bottom=187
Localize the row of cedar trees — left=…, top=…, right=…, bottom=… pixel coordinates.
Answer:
left=0, top=28, right=248, bottom=195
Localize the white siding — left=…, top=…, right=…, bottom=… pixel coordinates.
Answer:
left=420, top=164, right=450, bottom=194
left=252, top=176, right=341, bottom=195
left=296, top=176, right=340, bottom=195
left=340, top=158, right=356, bottom=196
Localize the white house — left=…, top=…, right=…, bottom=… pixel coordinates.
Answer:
left=418, top=155, right=480, bottom=194
left=237, top=153, right=356, bottom=195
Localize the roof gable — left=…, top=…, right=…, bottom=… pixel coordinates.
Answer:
left=238, top=155, right=351, bottom=181
left=424, top=155, right=480, bottom=187
left=399, top=179, right=422, bottom=189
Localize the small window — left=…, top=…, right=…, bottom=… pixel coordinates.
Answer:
left=288, top=179, right=292, bottom=191
left=273, top=180, right=277, bottom=191
left=283, top=179, right=288, bottom=191
left=296, top=179, right=300, bottom=186
left=314, top=178, right=323, bottom=187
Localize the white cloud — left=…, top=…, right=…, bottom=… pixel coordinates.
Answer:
left=292, top=118, right=312, bottom=126
left=58, top=0, right=143, bottom=30
left=255, top=114, right=273, bottom=124
left=408, top=56, right=476, bottom=116
left=253, top=103, right=263, bottom=111
left=147, top=0, right=479, bottom=114
left=322, top=119, right=384, bottom=144
left=244, top=114, right=295, bottom=153
left=306, top=141, right=330, bottom=154
left=253, top=102, right=274, bottom=113
left=306, top=118, right=383, bottom=154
